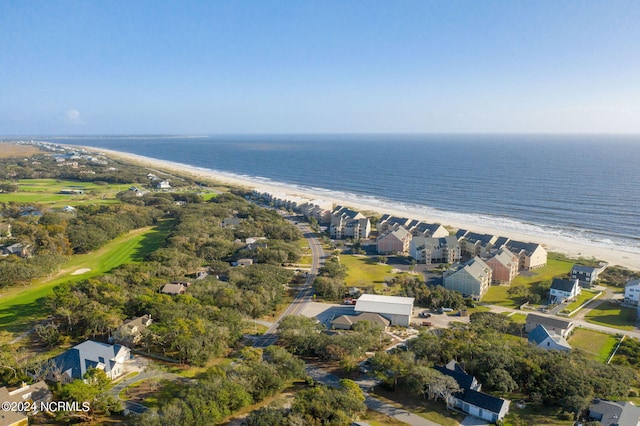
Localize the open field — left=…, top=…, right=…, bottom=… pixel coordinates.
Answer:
left=482, top=255, right=575, bottom=307
left=584, top=301, right=637, bottom=331
left=568, top=328, right=619, bottom=363
left=0, top=178, right=130, bottom=207
left=296, top=237, right=313, bottom=266
left=0, top=219, right=174, bottom=334
left=0, top=143, right=41, bottom=158
left=341, top=254, right=394, bottom=288
left=504, top=399, right=572, bottom=426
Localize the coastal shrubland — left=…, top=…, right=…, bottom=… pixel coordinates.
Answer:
left=136, top=346, right=307, bottom=426
left=367, top=312, right=639, bottom=422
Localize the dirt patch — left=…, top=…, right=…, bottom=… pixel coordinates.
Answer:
left=71, top=268, right=91, bottom=275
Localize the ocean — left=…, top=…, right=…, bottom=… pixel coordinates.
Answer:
left=44, top=134, right=640, bottom=254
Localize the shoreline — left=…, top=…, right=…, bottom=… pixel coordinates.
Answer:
left=90, top=146, right=640, bottom=271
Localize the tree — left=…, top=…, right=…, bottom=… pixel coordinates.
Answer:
left=245, top=407, right=290, bottom=426
left=34, top=322, right=61, bottom=347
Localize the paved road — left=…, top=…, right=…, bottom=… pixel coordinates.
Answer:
left=254, top=219, right=325, bottom=347
left=487, top=300, right=640, bottom=339
left=109, top=366, right=189, bottom=415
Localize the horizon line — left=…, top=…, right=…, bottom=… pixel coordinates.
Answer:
left=3, top=132, right=640, bottom=139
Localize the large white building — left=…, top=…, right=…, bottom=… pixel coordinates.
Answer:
left=48, top=340, right=130, bottom=384
left=624, top=279, right=640, bottom=306
left=330, top=206, right=371, bottom=240
left=354, top=294, right=414, bottom=327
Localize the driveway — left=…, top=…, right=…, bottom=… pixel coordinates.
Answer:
left=305, top=365, right=442, bottom=426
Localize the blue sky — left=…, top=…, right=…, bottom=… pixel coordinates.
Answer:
left=1, top=1, right=639, bottom=135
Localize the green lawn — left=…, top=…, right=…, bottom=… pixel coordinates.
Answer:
left=568, top=328, right=619, bottom=363
left=482, top=255, right=575, bottom=307
left=504, top=400, right=572, bottom=426
left=200, top=193, right=219, bottom=201
left=0, top=219, right=174, bottom=334
left=508, top=313, right=527, bottom=324
left=585, top=301, right=638, bottom=331
left=563, top=290, right=600, bottom=314
left=0, top=179, right=130, bottom=208
left=340, top=254, right=393, bottom=287
left=295, top=238, right=313, bottom=266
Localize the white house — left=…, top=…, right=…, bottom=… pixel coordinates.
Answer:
left=435, top=361, right=510, bottom=423
left=48, top=340, right=130, bottom=384
left=624, top=279, right=640, bottom=306
left=354, top=294, right=414, bottom=327
left=156, top=180, right=171, bottom=189
left=525, top=313, right=574, bottom=338
left=549, top=278, right=581, bottom=304
left=528, top=324, right=572, bottom=351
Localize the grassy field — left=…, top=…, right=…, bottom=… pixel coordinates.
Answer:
left=584, top=301, right=637, bottom=331
left=568, top=328, right=619, bottom=363
left=0, top=143, right=41, bottom=158
left=295, top=237, right=313, bottom=266
left=563, top=290, right=600, bottom=314
left=504, top=401, right=572, bottom=426
left=340, top=254, right=394, bottom=288
left=0, top=219, right=174, bottom=334
left=508, top=313, right=527, bottom=324
left=482, top=255, right=575, bottom=307
left=0, top=178, right=130, bottom=208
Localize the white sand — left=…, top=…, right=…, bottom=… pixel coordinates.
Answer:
left=92, top=147, right=640, bottom=271
left=71, top=268, right=91, bottom=275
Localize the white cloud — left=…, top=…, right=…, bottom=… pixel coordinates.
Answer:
left=65, top=109, right=84, bottom=125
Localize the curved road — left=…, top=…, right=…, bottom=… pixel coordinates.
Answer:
left=254, top=217, right=325, bottom=348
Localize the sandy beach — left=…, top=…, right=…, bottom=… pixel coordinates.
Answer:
left=94, top=146, right=640, bottom=271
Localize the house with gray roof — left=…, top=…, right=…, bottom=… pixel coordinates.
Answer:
left=376, top=215, right=411, bottom=233
left=484, top=248, right=519, bottom=284
left=503, top=240, right=547, bottom=270
left=589, top=399, right=640, bottom=426
left=528, top=324, right=571, bottom=351
left=525, top=313, right=575, bottom=338
left=410, top=221, right=449, bottom=238
left=330, top=312, right=390, bottom=330
left=435, top=361, right=510, bottom=423
left=443, top=257, right=492, bottom=299
left=456, top=230, right=498, bottom=257
left=410, top=236, right=460, bottom=265
left=549, top=278, right=581, bottom=304
left=376, top=226, right=412, bottom=254
left=47, top=340, right=130, bottom=384
left=570, top=264, right=601, bottom=288
left=161, top=282, right=188, bottom=295
left=114, top=315, right=153, bottom=345
left=330, top=206, right=370, bottom=240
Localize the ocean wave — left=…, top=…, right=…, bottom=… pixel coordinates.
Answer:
left=177, top=162, right=640, bottom=255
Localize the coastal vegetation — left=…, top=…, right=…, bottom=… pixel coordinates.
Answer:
left=384, top=312, right=638, bottom=422
left=2, top=144, right=640, bottom=426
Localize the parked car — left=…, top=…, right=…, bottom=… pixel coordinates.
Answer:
left=418, top=311, right=431, bottom=318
